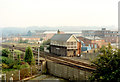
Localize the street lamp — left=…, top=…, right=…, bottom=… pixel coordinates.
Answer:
left=12, top=45, right=15, bottom=60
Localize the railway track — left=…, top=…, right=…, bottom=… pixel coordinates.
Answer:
left=2, top=44, right=96, bottom=72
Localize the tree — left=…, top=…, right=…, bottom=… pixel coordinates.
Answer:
left=42, top=39, right=50, bottom=45
left=2, top=48, right=11, bottom=57
left=40, top=45, right=44, bottom=51
left=24, top=46, right=35, bottom=65
left=47, top=46, right=50, bottom=51
left=19, top=39, right=28, bottom=43
left=90, top=43, right=120, bottom=81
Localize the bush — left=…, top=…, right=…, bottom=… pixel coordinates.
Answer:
left=2, top=48, right=11, bottom=57
left=20, top=62, right=30, bottom=69
left=20, top=68, right=31, bottom=79
left=2, top=63, right=9, bottom=69
left=2, top=57, right=16, bottom=69
left=13, top=65, right=21, bottom=69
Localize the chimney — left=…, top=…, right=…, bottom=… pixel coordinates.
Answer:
left=57, top=29, right=60, bottom=34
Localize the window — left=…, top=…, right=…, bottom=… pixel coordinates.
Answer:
left=71, top=42, right=73, bottom=45
left=71, top=46, right=73, bottom=48
left=73, top=42, right=76, bottom=45
left=67, top=42, right=70, bottom=45
left=74, top=46, right=76, bottom=48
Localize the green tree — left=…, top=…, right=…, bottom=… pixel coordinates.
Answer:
left=90, top=43, right=120, bottom=81
left=2, top=48, right=11, bottom=57
left=19, top=39, right=28, bottom=43
left=24, top=46, right=35, bottom=65
left=47, top=46, right=50, bottom=51
left=2, top=56, right=16, bottom=69
left=40, top=45, right=44, bottom=51
left=42, top=39, right=50, bottom=45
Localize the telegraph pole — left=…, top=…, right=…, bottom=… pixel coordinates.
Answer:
left=12, top=45, right=14, bottom=60
left=38, top=42, right=40, bottom=66
left=94, top=35, right=96, bottom=53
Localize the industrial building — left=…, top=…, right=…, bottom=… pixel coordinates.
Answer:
left=82, top=28, right=118, bottom=43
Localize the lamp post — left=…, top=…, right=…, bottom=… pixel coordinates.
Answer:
left=12, top=45, right=14, bottom=60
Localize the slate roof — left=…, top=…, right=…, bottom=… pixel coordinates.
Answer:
left=51, top=34, right=73, bottom=42
left=83, top=36, right=102, bottom=40
left=77, top=36, right=102, bottom=40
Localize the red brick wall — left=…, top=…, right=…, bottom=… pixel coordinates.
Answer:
left=77, top=36, right=108, bottom=48
left=77, top=37, right=91, bottom=46
left=77, top=42, right=81, bottom=55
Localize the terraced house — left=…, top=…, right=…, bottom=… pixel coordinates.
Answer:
left=50, top=34, right=81, bottom=56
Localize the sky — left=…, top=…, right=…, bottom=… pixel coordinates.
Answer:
left=0, top=0, right=119, bottom=28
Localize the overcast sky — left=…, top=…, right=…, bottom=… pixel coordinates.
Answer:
left=0, top=0, right=119, bottom=28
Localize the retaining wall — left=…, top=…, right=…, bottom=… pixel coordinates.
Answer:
left=46, top=60, right=92, bottom=80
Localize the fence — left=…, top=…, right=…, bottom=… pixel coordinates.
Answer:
left=2, top=65, right=41, bottom=81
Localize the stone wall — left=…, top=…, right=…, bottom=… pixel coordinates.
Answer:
left=46, top=60, right=91, bottom=80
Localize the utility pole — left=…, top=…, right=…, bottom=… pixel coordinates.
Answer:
left=94, top=35, right=96, bottom=53
left=12, top=45, right=14, bottom=60
left=38, top=42, right=40, bottom=66
left=19, top=70, right=20, bottom=80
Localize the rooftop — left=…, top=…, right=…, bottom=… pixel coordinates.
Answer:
left=77, top=36, right=102, bottom=40
left=51, top=34, right=73, bottom=42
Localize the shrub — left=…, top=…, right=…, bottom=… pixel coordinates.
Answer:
left=2, top=57, right=16, bottom=68
left=2, top=63, right=9, bottom=69
left=20, top=62, right=30, bottom=69
left=2, top=48, right=11, bottom=57
left=13, top=65, right=21, bottom=69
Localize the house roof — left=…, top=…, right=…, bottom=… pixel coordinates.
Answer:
left=51, top=34, right=73, bottom=42
left=20, top=36, right=41, bottom=38
left=83, top=36, right=102, bottom=40
left=77, top=36, right=102, bottom=40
